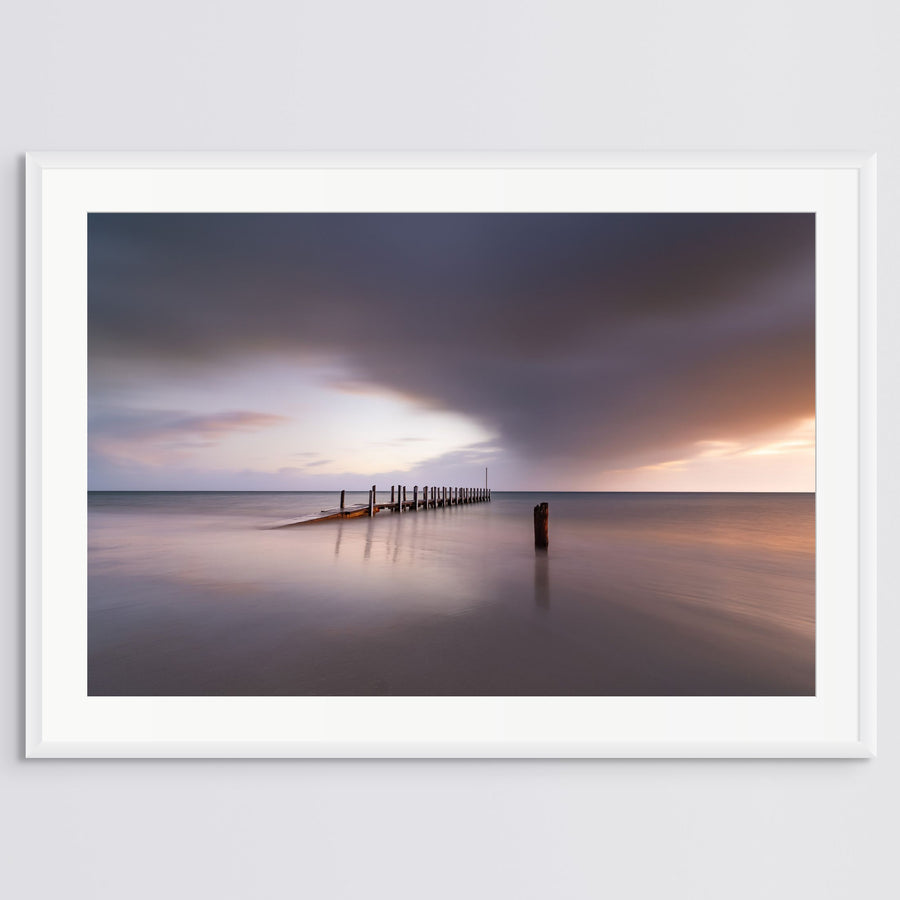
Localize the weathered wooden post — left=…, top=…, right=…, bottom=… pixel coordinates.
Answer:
left=413, top=485, right=419, bottom=511
left=391, top=485, right=395, bottom=504
left=534, top=502, right=549, bottom=549
left=423, top=485, right=428, bottom=509
left=340, top=489, right=346, bottom=510
left=369, top=485, right=376, bottom=517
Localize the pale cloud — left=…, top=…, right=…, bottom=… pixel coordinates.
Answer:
left=90, top=409, right=288, bottom=467
left=604, top=418, right=815, bottom=491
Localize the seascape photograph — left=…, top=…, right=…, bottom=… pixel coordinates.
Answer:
left=88, top=211, right=816, bottom=697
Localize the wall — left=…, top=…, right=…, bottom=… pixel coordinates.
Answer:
left=3, top=3, right=896, bottom=897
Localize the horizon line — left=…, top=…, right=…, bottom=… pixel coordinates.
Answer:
left=87, top=488, right=817, bottom=494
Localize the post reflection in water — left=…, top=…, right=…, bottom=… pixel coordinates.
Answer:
left=534, top=551, right=550, bottom=610
left=333, top=521, right=344, bottom=558
left=363, top=517, right=374, bottom=560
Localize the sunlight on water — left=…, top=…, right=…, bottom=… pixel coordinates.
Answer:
left=88, top=492, right=815, bottom=696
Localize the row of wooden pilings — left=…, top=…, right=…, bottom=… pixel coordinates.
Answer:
left=345, top=485, right=491, bottom=517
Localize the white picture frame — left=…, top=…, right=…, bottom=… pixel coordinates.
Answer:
left=25, top=151, right=876, bottom=758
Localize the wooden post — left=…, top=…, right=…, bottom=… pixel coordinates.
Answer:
left=369, top=485, right=376, bottom=517
left=534, top=502, right=549, bottom=549
left=397, top=484, right=403, bottom=514
left=340, top=489, right=346, bottom=510
left=391, top=485, right=395, bottom=504
left=423, top=485, right=428, bottom=509
left=413, top=485, right=419, bottom=511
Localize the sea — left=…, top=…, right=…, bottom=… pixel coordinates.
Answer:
left=87, top=491, right=815, bottom=696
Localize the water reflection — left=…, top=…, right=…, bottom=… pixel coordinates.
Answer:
left=363, top=517, right=374, bottom=560
left=534, top=552, right=550, bottom=609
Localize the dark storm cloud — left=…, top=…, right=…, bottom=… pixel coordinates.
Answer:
left=88, top=213, right=814, bottom=470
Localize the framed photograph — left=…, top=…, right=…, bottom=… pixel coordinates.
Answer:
left=26, top=152, right=876, bottom=757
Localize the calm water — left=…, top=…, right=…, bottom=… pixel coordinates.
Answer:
left=88, top=491, right=815, bottom=696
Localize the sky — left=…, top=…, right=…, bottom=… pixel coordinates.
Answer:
left=88, top=212, right=815, bottom=492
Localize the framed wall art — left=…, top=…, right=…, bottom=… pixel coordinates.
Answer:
left=25, top=151, right=876, bottom=757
